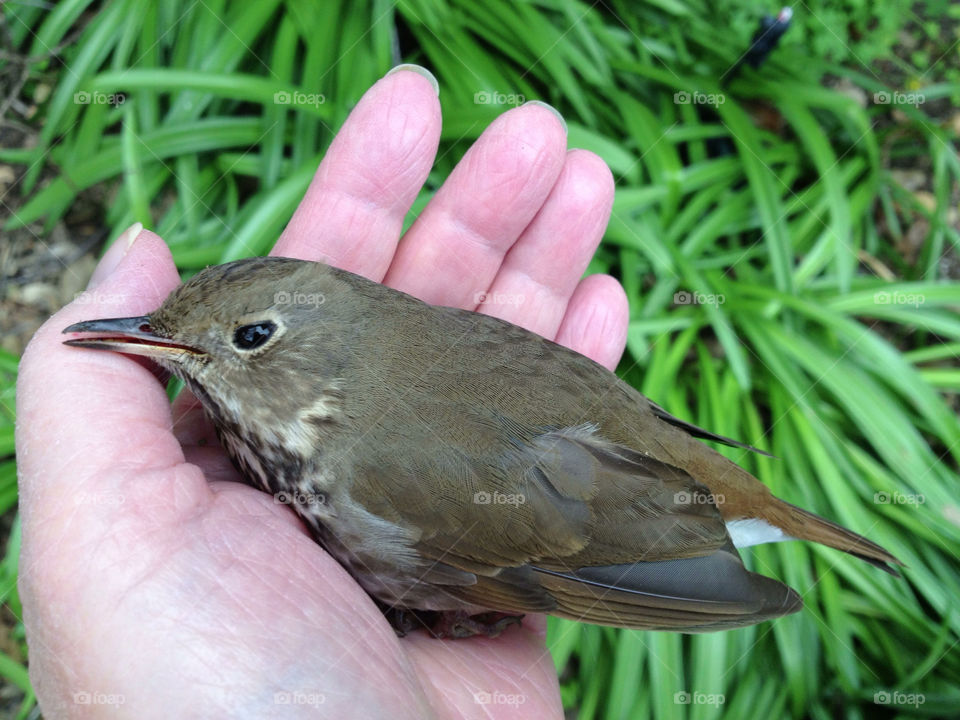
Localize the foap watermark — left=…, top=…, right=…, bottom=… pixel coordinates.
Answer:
left=874, top=690, right=925, bottom=708
left=274, top=90, right=326, bottom=108
left=73, top=289, right=127, bottom=306
left=874, top=290, right=925, bottom=308
left=275, top=490, right=327, bottom=506
left=74, top=491, right=125, bottom=508
left=675, top=490, right=725, bottom=506
left=73, top=691, right=125, bottom=707
left=473, top=90, right=525, bottom=106
left=474, top=691, right=526, bottom=707
left=874, top=90, right=925, bottom=107
left=474, top=291, right=525, bottom=307
left=274, top=290, right=325, bottom=308
left=674, top=290, right=725, bottom=307
left=74, top=90, right=125, bottom=106
left=474, top=491, right=525, bottom=507
left=674, top=90, right=725, bottom=107
left=674, top=691, right=725, bottom=707
left=874, top=491, right=925, bottom=507
left=274, top=691, right=327, bottom=707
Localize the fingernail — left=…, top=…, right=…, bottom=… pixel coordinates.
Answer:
left=522, top=100, right=567, bottom=135
left=88, top=222, right=142, bottom=288
left=385, top=63, right=439, bottom=97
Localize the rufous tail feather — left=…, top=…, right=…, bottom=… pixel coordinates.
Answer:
left=769, top=499, right=903, bottom=576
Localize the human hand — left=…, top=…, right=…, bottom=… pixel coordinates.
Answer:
left=17, top=66, right=625, bottom=718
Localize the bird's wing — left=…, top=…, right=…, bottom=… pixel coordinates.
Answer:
left=646, top=401, right=773, bottom=457
left=353, top=423, right=800, bottom=629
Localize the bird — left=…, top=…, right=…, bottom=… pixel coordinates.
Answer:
left=63, top=256, right=901, bottom=638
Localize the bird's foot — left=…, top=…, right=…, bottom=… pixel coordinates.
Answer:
left=381, top=606, right=428, bottom=637
left=383, top=607, right=524, bottom=639
left=432, top=610, right=525, bottom=639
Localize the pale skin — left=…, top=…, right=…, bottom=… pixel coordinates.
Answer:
left=16, top=69, right=627, bottom=718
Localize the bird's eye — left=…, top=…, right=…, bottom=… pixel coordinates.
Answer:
left=233, top=321, right=277, bottom=350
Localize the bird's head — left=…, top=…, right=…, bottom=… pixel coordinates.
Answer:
left=63, top=257, right=358, bottom=438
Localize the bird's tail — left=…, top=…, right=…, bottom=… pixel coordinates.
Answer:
left=770, top=499, right=903, bottom=575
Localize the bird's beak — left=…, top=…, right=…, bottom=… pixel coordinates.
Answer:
left=62, top=316, right=202, bottom=360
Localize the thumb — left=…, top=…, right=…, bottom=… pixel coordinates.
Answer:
left=87, top=222, right=143, bottom=288
left=16, top=228, right=200, bottom=547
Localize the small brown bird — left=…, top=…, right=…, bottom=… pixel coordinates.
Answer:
left=64, top=257, right=901, bottom=638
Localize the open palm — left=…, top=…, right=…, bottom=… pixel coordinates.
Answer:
left=17, top=68, right=626, bottom=718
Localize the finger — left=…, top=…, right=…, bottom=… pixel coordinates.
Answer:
left=272, top=67, right=442, bottom=280
left=384, top=102, right=568, bottom=306
left=171, top=390, right=238, bottom=481
left=88, top=221, right=142, bottom=288
left=17, top=230, right=210, bottom=533
left=171, top=389, right=219, bottom=446
left=553, top=274, right=629, bottom=371
left=477, top=149, right=613, bottom=337
left=181, top=446, right=243, bottom=484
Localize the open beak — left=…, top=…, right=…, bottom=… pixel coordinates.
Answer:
left=62, top=316, right=202, bottom=360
